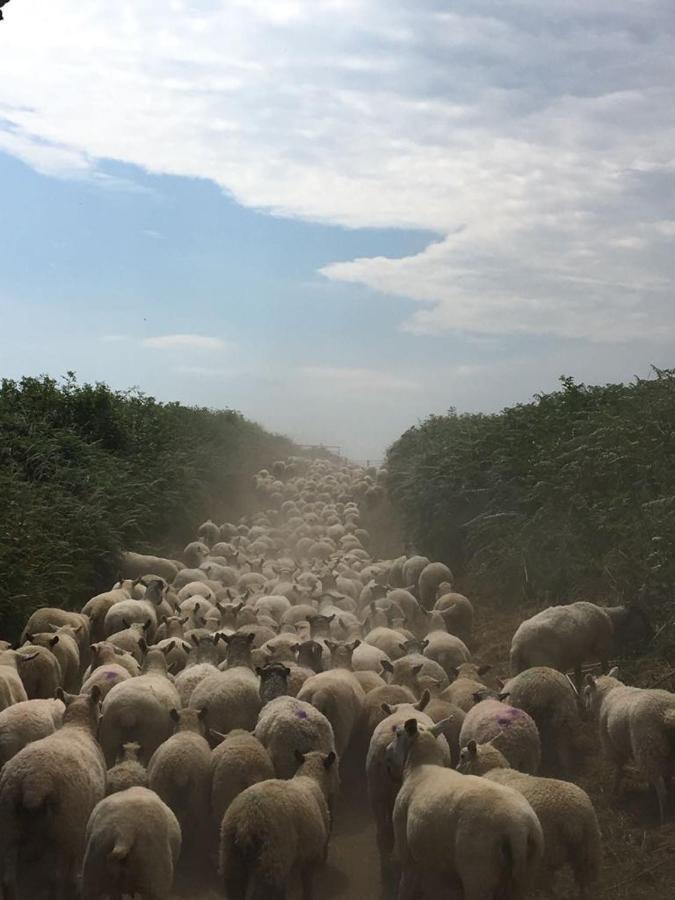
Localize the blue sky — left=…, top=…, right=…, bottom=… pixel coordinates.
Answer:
left=1, top=1, right=674, bottom=459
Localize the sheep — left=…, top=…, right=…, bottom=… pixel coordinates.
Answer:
left=382, top=654, right=450, bottom=697
left=147, top=707, right=212, bottom=853
left=85, top=640, right=140, bottom=678
left=498, top=666, right=581, bottom=775
left=106, top=741, right=148, bottom=794
left=0, top=698, right=65, bottom=767
left=387, top=717, right=543, bottom=900
left=174, top=635, right=221, bottom=707
left=401, top=555, right=430, bottom=589
left=434, top=591, right=474, bottom=643
left=188, top=666, right=261, bottom=737
left=184, top=540, right=211, bottom=568
left=366, top=696, right=450, bottom=885
left=459, top=696, right=541, bottom=774
left=15, top=642, right=63, bottom=698
left=104, top=579, right=167, bottom=638
left=0, top=689, right=106, bottom=898
left=211, top=730, right=275, bottom=827
left=583, top=667, right=675, bottom=825
left=364, top=626, right=408, bottom=661
left=119, top=549, right=179, bottom=582
left=510, top=600, right=649, bottom=690
left=419, top=630, right=470, bottom=678
left=107, top=620, right=151, bottom=661
left=198, top=518, right=221, bottom=547
left=297, top=668, right=365, bottom=759
left=458, top=740, right=601, bottom=898
left=99, top=648, right=180, bottom=766
left=441, top=661, right=492, bottom=711
left=20, top=609, right=91, bottom=668
left=359, top=684, right=417, bottom=745
left=219, top=749, right=339, bottom=900
left=82, top=585, right=134, bottom=642
left=0, top=650, right=31, bottom=711
left=417, top=561, right=453, bottom=610
left=24, top=625, right=81, bottom=692
left=81, top=786, right=181, bottom=900
left=254, top=687, right=336, bottom=780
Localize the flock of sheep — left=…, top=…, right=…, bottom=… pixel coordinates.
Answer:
left=0, top=455, right=673, bottom=899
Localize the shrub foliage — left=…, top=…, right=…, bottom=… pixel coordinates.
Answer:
left=0, top=373, right=294, bottom=637
left=386, top=370, right=675, bottom=615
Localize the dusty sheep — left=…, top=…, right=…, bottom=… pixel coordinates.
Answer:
left=0, top=689, right=106, bottom=898
left=219, top=750, right=339, bottom=900
left=417, top=561, right=453, bottom=610
left=0, top=698, right=65, bottom=767
left=297, top=668, right=365, bottom=759
left=434, top=592, right=474, bottom=643
left=20, top=609, right=91, bottom=669
left=106, top=742, right=148, bottom=795
left=188, top=665, right=261, bottom=737
left=81, top=786, right=181, bottom=900
left=15, top=643, right=63, bottom=699
left=584, top=667, right=675, bottom=825
left=387, top=717, right=543, bottom=900
left=458, top=739, right=601, bottom=898
left=459, top=696, right=541, bottom=774
left=118, top=550, right=179, bottom=582
left=211, top=730, right=275, bottom=827
left=0, top=650, right=31, bottom=711
left=440, top=662, right=492, bottom=712
left=25, top=626, right=81, bottom=692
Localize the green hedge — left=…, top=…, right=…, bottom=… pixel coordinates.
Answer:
left=386, top=370, right=675, bottom=616
left=0, top=373, right=294, bottom=638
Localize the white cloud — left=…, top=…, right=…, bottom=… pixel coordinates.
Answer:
left=142, top=334, right=228, bottom=351
left=1, top=1, right=674, bottom=345
left=299, top=366, right=419, bottom=392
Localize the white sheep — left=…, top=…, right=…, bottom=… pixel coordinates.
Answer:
left=584, top=667, right=675, bottom=824
left=119, top=550, right=179, bottom=582
left=0, top=698, right=65, bottom=767
left=147, top=707, right=212, bottom=854
left=188, top=666, right=261, bottom=736
left=457, top=739, right=601, bottom=898
left=219, top=749, right=338, bottom=899
left=459, top=696, right=541, bottom=774
left=254, top=691, right=337, bottom=779
left=81, top=786, right=181, bottom=899
left=25, top=625, right=81, bottom=692
left=417, top=561, right=453, bottom=610
left=296, top=668, right=365, bottom=759
left=106, top=742, right=148, bottom=794
left=387, top=717, right=543, bottom=900
left=15, top=643, right=63, bottom=698
left=0, top=650, right=31, bottom=711
left=211, top=729, right=275, bottom=826
left=174, top=635, right=221, bottom=707
left=0, top=689, right=106, bottom=898
left=99, top=648, right=180, bottom=766
left=441, top=661, right=491, bottom=711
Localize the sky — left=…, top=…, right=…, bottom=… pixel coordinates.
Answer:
left=1, top=1, right=674, bottom=461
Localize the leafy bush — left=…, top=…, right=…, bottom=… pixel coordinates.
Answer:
left=0, top=373, right=294, bottom=638
left=386, top=369, right=675, bottom=632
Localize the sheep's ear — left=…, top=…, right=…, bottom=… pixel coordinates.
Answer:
left=198, top=707, right=208, bottom=721
left=326, top=614, right=335, bottom=623
left=247, top=633, right=255, bottom=644
left=49, top=636, right=59, bottom=647
left=138, top=638, right=148, bottom=654
left=325, top=640, right=337, bottom=652
left=256, top=667, right=264, bottom=676
left=584, top=673, right=596, bottom=687
left=478, top=664, right=492, bottom=676
left=498, top=692, right=510, bottom=702
left=90, top=644, right=98, bottom=653
left=294, top=749, right=306, bottom=765
left=412, top=664, right=423, bottom=676
left=282, top=665, right=291, bottom=676
left=210, top=729, right=227, bottom=743
left=90, top=685, right=102, bottom=705
left=169, top=708, right=180, bottom=723
left=381, top=659, right=394, bottom=674
left=349, top=639, right=361, bottom=651
left=323, top=751, right=337, bottom=770
left=415, top=690, right=430, bottom=711
left=398, top=643, right=407, bottom=655
left=144, top=619, right=152, bottom=632
left=122, top=618, right=131, bottom=629
left=404, top=718, right=418, bottom=736
left=495, top=677, right=505, bottom=689
left=381, top=702, right=393, bottom=715
left=472, top=691, right=485, bottom=703
left=467, top=739, right=477, bottom=755
left=448, top=667, right=459, bottom=681
left=55, top=686, right=66, bottom=702
left=608, top=666, right=620, bottom=678
left=429, top=717, right=453, bottom=739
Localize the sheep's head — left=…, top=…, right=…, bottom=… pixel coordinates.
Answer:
left=385, top=716, right=449, bottom=776
left=457, top=739, right=509, bottom=775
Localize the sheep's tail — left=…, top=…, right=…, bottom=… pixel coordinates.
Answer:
left=109, top=834, right=132, bottom=863
left=20, top=771, right=52, bottom=812
left=497, top=825, right=540, bottom=900
left=221, top=805, right=284, bottom=898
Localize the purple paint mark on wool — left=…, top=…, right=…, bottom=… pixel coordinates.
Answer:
left=106, top=671, right=117, bottom=681
left=296, top=710, right=308, bottom=719
left=497, top=708, right=522, bottom=727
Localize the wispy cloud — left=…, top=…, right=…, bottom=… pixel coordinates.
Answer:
left=299, top=366, right=419, bottom=392
left=142, top=334, right=228, bottom=351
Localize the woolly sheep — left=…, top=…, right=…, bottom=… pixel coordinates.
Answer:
left=419, top=630, right=471, bottom=678
left=188, top=666, right=261, bottom=737
left=255, top=690, right=336, bottom=779
left=174, top=636, right=221, bottom=707
left=441, top=662, right=492, bottom=711
left=458, top=740, right=601, bottom=897
left=85, top=641, right=140, bottom=679
left=459, top=696, right=541, bottom=774
left=20, top=609, right=91, bottom=668
left=106, top=741, right=148, bottom=794
left=81, top=786, right=181, bottom=900
left=82, top=586, right=133, bottom=642
left=15, top=643, right=63, bottom=698
left=584, top=667, right=675, bottom=825
left=0, top=689, right=106, bottom=898
left=382, top=653, right=450, bottom=697
left=211, top=729, right=275, bottom=827
left=0, top=698, right=65, bottom=767
left=297, top=669, right=365, bottom=758
left=107, top=620, right=149, bottom=662
left=387, top=717, right=543, bottom=900
left=417, top=561, right=453, bottom=610
left=0, top=650, right=31, bottom=711
left=104, top=580, right=167, bottom=639
left=25, top=625, right=81, bottom=692
left=219, top=749, right=338, bottom=900
left=119, top=550, right=179, bottom=582
left=499, top=666, right=581, bottom=774
left=147, top=707, right=212, bottom=852
left=366, top=696, right=450, bottom=885
left=434, top=592, right=474, bottom=643
left=401, top=555, right=430, bottom=590
left=99, top=648, right=180, bottom=766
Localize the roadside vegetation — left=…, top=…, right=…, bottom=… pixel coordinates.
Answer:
left=0, top=373, right=294, bottom=637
